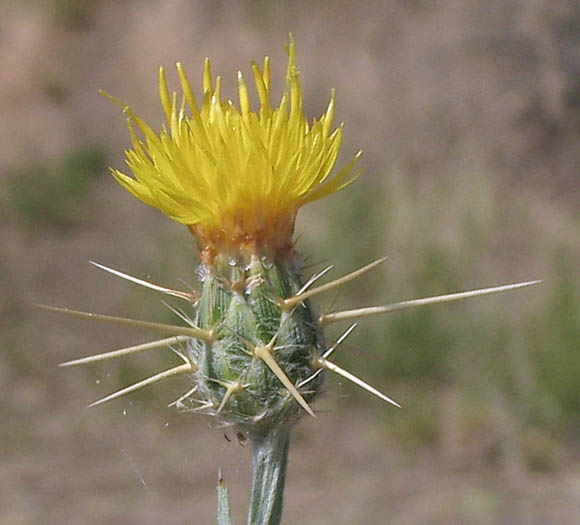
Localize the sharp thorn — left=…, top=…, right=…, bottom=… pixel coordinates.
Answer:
left=59, top=335, right=189, bottom=367
left=282, top=256, right=387, bottom=309
left=90, top=261, right=197, bottom=303
left=168, top=385, right=198, bottom=407
left=320, top=280, right=543, bottom=325
left=216, top=379, right=243, bottom=414
left=193, top=401, right=215, bottom=412
left=297, top=368, right=324, bottom=388
left=36, top=304, right=214, bottom=342
left=168, top=345, right=190, bottom=365
left=295, top=264, right=334, bottom=296
left=322, top=323, right=357, bottom=359
left=318, top=357, right=401, bottom=408
left=88, top=363, right=193, bottom=407
left=254, top=345, right=316, bottom=418
left=161, top=301, right=196, bottom=327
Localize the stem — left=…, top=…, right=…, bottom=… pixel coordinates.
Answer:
left=247, top=429, right=291, bottom=525
left=217, top=472, right=233, bottom=525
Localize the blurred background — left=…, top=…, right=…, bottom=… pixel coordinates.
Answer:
left=1, top=1, right=579, bottom=523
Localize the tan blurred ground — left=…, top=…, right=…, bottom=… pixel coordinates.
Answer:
left=1, top=1, right=579, bottom=523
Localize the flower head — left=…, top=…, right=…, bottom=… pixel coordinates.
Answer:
left=107, top=36, right=361, bottom=260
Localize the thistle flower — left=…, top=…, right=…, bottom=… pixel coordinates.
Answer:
left=42, top=35, right=540, bottom=525
left=107, top=35, right=361, bottom=262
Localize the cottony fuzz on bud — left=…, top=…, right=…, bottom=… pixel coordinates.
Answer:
left=192, top=252, right=324, bottom=434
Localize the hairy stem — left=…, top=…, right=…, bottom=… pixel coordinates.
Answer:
left=247, top=429, right=291, bottom=525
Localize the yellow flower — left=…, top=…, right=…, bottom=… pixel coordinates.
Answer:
left=107, top=35, right=361, bottom=258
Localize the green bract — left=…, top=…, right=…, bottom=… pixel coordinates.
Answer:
left=190, top=254, right=324, bottom=432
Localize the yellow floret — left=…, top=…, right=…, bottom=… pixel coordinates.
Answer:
left=106, top=35, right=361, bottom=257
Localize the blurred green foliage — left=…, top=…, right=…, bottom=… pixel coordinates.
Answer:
left=41, top=76, right=71, bottom=104
left=8, top=146, right=107, bottom=230
left=531, top=252, right=580, bottom=433
left=302, top=166, right=580, bottom=464
left=47, top=0, right=92, bottom=29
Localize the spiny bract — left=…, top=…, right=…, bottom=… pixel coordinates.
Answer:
left=190, top=254, right=325, bottom=431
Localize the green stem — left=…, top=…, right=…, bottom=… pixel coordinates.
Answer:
left=247, top=429, right=291, bottom=525
left=217, top=472, right=233, bottom=525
